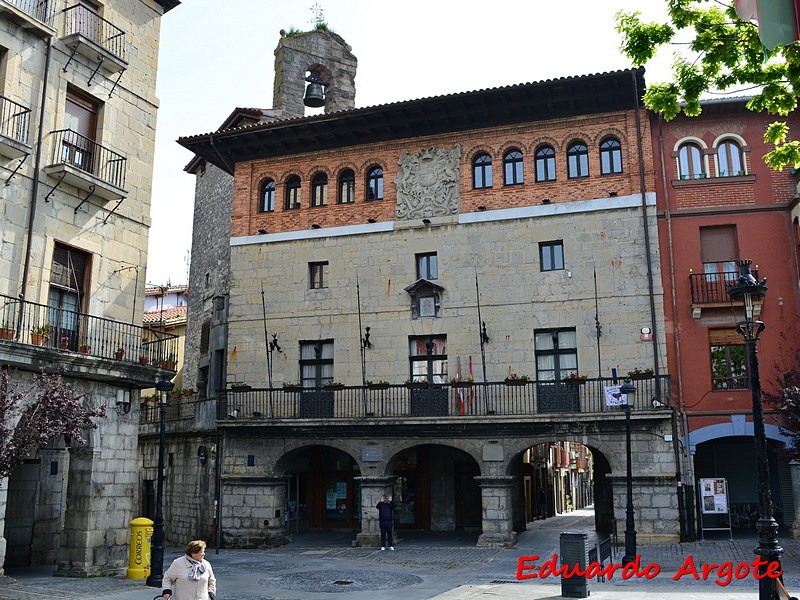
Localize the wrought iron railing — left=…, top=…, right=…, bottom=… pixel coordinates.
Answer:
left=0, top=293, right=178, bottom=368
left=6, top=0, right=58, bottom=27
left=689, top=270, right=756, bottom=304
left=0, top=94, right=31, bottom=146
left=50, top=129, right=127, bottom=189
left=215, top=376, right=671, bottom=421
left=62, top=3, right=127, bottom=62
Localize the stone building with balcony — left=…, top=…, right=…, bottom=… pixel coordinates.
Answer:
left=0, top=0, right=179, bottom=575
left=652, top=102, right=800, bottom=538
left=166, top=27, right=679, bottom=550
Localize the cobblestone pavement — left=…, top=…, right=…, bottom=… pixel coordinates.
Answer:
left=1, top=508, right=799, bottom=599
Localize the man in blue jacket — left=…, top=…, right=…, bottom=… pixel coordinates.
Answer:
left=376, top=494, right=396, bottom=551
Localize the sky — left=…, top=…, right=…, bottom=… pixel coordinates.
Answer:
left=145, top=0, right=676, bottom=286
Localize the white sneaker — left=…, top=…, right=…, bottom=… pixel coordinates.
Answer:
left=380, top=547, right=385, bottom=551
left=389, top=546, right=395, bottom=551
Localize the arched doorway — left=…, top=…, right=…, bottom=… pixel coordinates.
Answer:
left=512, top=441, right=612, bottom=535
left=387, top=444, right=481, bottom=532
left=276, top=445, right=361, bottom=532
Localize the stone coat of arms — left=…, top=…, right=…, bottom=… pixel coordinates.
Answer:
left=395, top=145, right=461, bottom=220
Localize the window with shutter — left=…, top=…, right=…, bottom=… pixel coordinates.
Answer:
left=63, top=89, right=98, bottom=173
left=700, top=226, right=738, bottom=282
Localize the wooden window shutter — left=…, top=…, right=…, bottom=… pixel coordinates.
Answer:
left=65, top=90, right=97, bottom=141
left=200, top=320, right=210, bottom=353
left=51, top=245, right=88, bottom=292
left=700, top=226, right=738, bottom=263
left=709, top=328, right=743, bottom=346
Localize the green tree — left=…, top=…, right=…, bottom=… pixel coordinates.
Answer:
left=0, top=370, right=106, bottom=477
left=616, top=0, right=800, bottom=170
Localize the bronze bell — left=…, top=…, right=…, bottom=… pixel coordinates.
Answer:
left=303, top=82, right=325, bottom=107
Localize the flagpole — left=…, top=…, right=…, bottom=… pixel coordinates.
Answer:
left=476, top=273, right=490, bottom=410
left=261, top=282, right=272, bottom=388
left=593, top=265, right=602, bottom=377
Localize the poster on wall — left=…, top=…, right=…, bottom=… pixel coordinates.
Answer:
left=699, top=477, right=728, bottom=514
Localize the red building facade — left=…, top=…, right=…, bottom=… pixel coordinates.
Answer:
left=652, top=100, right=800, bottom=536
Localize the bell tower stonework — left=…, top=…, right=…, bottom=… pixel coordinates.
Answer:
left=272, top=28, right=357, bottom=119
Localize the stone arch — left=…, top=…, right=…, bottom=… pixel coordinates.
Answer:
left=273, top=440, right=361, bottom=474
left=531, top=135, right=561, bottom=153
left=503, top=434, right=618, bottom=535
left=305, top=164, right=332, bottom=180
left=591, top=127, right=628, bottom=147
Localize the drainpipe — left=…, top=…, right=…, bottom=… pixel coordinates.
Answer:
left=657, top=114, right=695, bottom=541
left=632, top=72, right=689, bottom=540
left=19, top=35, right=53, bottom=309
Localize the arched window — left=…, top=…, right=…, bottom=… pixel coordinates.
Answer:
left=260, top=178, right=275, bottom=212
left=678, top=142, right=705, bottom=179
left=366, top=166, right=383, bottom=200
left=535, top=145, right=556, bottom=182
left=503, top=149, right=524, bottom=185
left=599, top=138, right=622, bottom=175
left=338, top=169, right=355, bottom=204
left=567, top=141, right=589, bottom=178
left=311, top=172, right=328, bottom=207
left=717, top=139, right=744, bottom=177
left=472, top=153, right=492, bottom=189
left=284, top=175, right=301, bottom=209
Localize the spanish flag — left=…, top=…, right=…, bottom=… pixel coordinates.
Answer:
left=735, top=0, right=800, bottom=49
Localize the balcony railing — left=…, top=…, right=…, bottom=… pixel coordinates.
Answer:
left=690, top=270, right=757, bottom=304
left=0, top=293, right=178, bottom=368
left=49, top=129, right=127, bottom=190
left=62, top=3, right=127, bottom=63
left=5, top=0, right=57, bottom=27
left=0, top=94, right=31, bottom=146
left=214, top=376, right=671, bottom=421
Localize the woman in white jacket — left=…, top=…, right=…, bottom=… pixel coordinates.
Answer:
left=162, top=540, right=216, bottom=600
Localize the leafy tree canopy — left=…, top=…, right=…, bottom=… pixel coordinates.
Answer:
left=0, top=370, right=106, bottom=477
left=616, top=0, right=800, bottom=170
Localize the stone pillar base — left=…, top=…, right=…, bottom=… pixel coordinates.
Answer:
left=354, top=532, right=381, bottom=547
left=477, top=531, right=517, bottom=548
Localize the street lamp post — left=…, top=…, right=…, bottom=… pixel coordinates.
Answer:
left=146, top=377, right=174, bottom=588
left=727, top=259, right=781, bottom=600
left=619, top=379, right=637, bottom=566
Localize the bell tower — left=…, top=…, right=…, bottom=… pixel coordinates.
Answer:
left=273, top=28, right=357, bottom=119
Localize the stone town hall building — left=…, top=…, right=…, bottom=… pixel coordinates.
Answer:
left=164, top=27, right=682, bottom=549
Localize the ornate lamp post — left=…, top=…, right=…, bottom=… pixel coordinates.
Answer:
left=727, top=259, right=781, bottom=600
left=619, top=378, right=637, bottom=566
left=146, top=376, right=174, bottom=588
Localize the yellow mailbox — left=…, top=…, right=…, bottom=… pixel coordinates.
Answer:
left=127, top=517, right=153, bottom=579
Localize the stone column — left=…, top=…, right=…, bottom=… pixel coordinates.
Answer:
left=607, top=474, right=680, bottom=542
left=476, top=476, right=517, bottom=547
left=354, top=476, right=395, bottom=547
left=790, top=461, right=800, bottom=538
left=221, top=476, right=289, bottom=548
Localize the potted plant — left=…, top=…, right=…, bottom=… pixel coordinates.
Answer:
left=161, top=354, right=177, bottom=370
left=183, top=388, right=194, bottom=396
left=0, top=322, right=15, bottom=340
left=282, top=382, right=302, bottom=392
left=114, top=347, right=126, bottom=360
left=563, top=372, right=587, bottom=385
left=79, top=343, right=91, bottom=354
left=30, top=323, right=51, bottom=345
left=138, top=354, right=148, bottom=365
left=627, top=367, right=654, bottom=380
left=504, top=370, right=529, bottom=386
left=59, top=335, right=70, bottom=350
left=404, top=379, right=428, bottom=389
left=450, top=377, right=474, bottom=388
left=367, top=380, right=390, bottom=390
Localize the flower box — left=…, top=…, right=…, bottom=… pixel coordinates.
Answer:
left=628, top=373, right=653, bottom=381
left=405, top=381, right=429, bottom=390
left=367, top=383, right=390, bottom=390
left=504, top=379, right=528, bottom=387
left=451, top=381, right=474, bottom=388
left=563, top=377, right=587, bottom=385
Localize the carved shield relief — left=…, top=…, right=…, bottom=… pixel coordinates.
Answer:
left=395, top=145, right=461, bottom=220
